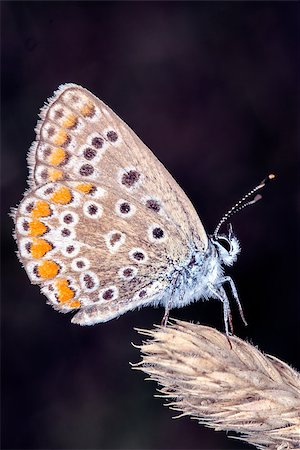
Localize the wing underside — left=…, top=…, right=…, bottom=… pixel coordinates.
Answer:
left=13, top=84, right=208, bottom=324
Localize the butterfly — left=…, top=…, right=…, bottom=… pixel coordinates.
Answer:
left=12, top=83, right=274, bottom=334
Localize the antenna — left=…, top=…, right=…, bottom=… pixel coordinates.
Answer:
left=213, top=174, right=275, bottom=237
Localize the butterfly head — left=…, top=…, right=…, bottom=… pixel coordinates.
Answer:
left=210, top=224, right=240, bottom=266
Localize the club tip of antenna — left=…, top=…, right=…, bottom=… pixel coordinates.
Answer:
left=259, top=173, right=276, bottom=188
left=214, top=173, right=275, bottom=236
left=253, top=193, right=262, bottom=202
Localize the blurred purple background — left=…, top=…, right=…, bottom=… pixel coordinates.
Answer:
left=2, top=2, right=299, bottom=449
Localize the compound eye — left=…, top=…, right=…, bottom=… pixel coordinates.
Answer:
left=217, top=237, right=231, bottom=252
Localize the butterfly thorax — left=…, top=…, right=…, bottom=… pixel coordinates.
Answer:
left=167, top=232, right=240, bottom=310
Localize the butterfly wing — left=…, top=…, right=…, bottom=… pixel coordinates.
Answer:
left=14, top=84, right=208, bottom=324
left=29, top=84, right=208, bottom=251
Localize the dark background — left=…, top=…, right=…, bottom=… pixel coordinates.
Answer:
left=2, top=2, right=299, bottom=449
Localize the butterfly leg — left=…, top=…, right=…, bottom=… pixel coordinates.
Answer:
left=219, top=286, right=234, bottom=336
left=208, top=284, right=233, bottom=335
left=161, top=273, right=182, bottom=326
left=221, top=276, right=248, bottom=326
left=161, top=305, right=170, bottom=327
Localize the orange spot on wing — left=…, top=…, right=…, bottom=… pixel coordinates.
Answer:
left=37, top=260, right=59, bottom=279
left=75, top=182, right=94, bottom=194
left=48, top=148, right=66, bottom=166
left=81, top=101, right=95, bottom=117
left=48, top=168, right=63, bottom=181
left=55, top=279, right=75, bottom=303
left=28, top=220, right=48, bottom=237
left=69, top=300, right=81, bottom=308
left=53, top=130, right=69, bottom=146
left=31, top=200, right=51, bottom=218
left=50, top=186, right=72, bottom=204
left=62, top=114, right=78, bottom=129
left=31, top=238, right=53, bottom=258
